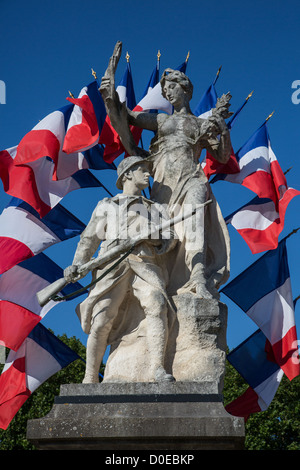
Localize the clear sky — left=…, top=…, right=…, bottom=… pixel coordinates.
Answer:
left=0, top=0, right=300, bottom=354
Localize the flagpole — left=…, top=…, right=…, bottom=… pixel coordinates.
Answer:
left=213, top=65, right=222, bottom=85
left=284, top=167, right=292, bottom=175
left=283, top=226, right=300, bottom=241
left=258, top=110, right=275, bottom=130
left=157, top=50, right=161, bottom=67
left=265, top=110, right=275, bottom=122
left=294, top=295, right=300, bottom=306
left=246, top=90, right=254, bottom=101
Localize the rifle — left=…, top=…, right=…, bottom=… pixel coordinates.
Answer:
left=36, top=200, right=212, bottom=307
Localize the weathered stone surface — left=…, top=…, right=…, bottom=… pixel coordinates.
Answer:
left=104, top=297, right=228, bottom=393
left=27, top=382, right=245, bottom=450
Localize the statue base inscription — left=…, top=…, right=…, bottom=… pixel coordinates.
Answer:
left=26, top=382, right=245, bottom=450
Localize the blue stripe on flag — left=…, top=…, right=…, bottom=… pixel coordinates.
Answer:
left=211, top=122, right=270, bottom=185
left=221, top=239, right=290, bottom=312
left=58, top=104, right=74, bottom=131
left=120, top=63, right=136, bottom=110
left=86, top=81, right=107, bottom=132
left=19, top=253, right=86, bottom=299
left=28, top=322, right=80, bottom=368
left=227, top=329, right=279, bottom=389
left=83, top=145, right=116, bottom=171
left=193, top=84, right=217, bottom=117
left=42, top=205, right=85, bottom=240
left=235, top=121, right=269, bottom=162
left=7, top=197, right=85, bottom=240
left=71, top=169, right=103, bottom=188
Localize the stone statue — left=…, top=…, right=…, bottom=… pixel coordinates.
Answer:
left=100, top=41, right=231, bottom=301
left=64, top=156, right=177, bottom=383
left=63, top=42, right=232, bottom=386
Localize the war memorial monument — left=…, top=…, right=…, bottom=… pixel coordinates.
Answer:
left=27, top=42, right=245, bottom=450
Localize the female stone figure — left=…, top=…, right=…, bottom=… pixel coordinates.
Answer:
left=100, top=41, right=232, bottom=300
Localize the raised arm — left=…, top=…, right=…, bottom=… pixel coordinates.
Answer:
left=99, top=41, right=150, bottom=157
left=127, top=107, right=159, bottom=132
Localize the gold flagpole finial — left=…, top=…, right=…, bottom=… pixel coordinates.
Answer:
left=157, top=50, right=161, bottom=61
left=216, top=65, right=222, bottom=77
left=246, top=90, right=254, bottom=101
left=265, top=110, right=275, bottom=122
left=185, top=51, right=190, bottom=62
left=126, top=51, right=130, bottom=62
left=68, top=91, right=75, bottom=98
left=91, top=68, right=97, bottom=80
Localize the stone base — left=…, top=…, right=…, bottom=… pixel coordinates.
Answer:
left=27, top=382, right=245, bottom=450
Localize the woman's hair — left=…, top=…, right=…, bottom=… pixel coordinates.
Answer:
left=160, top=68, right=193, bottom=101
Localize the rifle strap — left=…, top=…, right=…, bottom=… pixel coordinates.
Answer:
left=51, top=245, right=136, bottom=303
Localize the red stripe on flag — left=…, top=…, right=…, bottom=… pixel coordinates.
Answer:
left=63, top=95, right=99, bottom=153
left=271, top=325, right=300, bottom=380
left=0, top=300, right=41, bottom=351
left=0, top=150, right=51, bottom=217
left=204, top=147, right=240, bottom=179
left=0, top=357, right=30, bottom=430
left=14, top=130, right=60, bottom=166
left=236, top=219, right=281, bottom=254
left=242, top=171, right=277, bottom=204
left=225, top=386, right=261, bottom=421
left=0, top=237, right=34, bottom=275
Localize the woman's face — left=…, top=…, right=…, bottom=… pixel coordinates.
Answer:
left=163, top=80, right=186, bottom=108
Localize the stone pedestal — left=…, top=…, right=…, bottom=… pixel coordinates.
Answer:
left=27, top=382, right=245, bottom=450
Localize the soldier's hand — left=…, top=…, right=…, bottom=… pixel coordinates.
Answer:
left=64, top=265, right=79, bottom=283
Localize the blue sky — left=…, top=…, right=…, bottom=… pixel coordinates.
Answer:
left=1, top=0, right=300, bottom=354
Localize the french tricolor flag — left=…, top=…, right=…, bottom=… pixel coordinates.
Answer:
left=194, top=82, right=218, bottom=119
left=63, top=81, right=107, bottom=154
left=225, top=191, right=300, bottom=254
left=0, top=322, right=80, bottom=430
left=12, top=81, right=108, bottom=179
left=211, top=121, right=291, bottom=208
left=221, top=239, right=300, bottom=381
left=0, top=253, right=85, bottom=351
left=12, top=104, right=88, bottom=181
left=225, top=328, right=284, bottom=420
left=0, top=145, right=103, bottom=217
left=194, top=82, right=239, bottom=179
left=0, top=197, right=85, bottom=275
left=140, top=60, right=160, bottom=104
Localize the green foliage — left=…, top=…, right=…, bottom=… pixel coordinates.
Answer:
left=0, top=336, right=299, bottom=450
left=0, top=332, right=91, bottom=450
left=223, top=355, right=300, bottom=450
